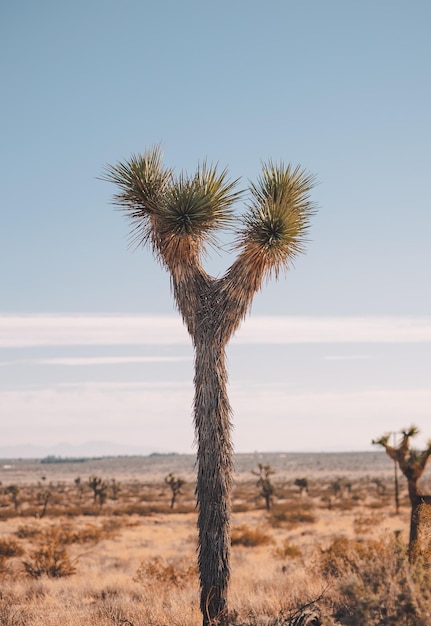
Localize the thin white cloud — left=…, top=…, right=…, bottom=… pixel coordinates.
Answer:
left=234, top=316, right=431, bottom=344
left=0, top=356, right=192, bottom=367
left=0, top=315, right=189, bottom=348
left=1, top=314, right=431, bottom=348
left=323, top=355, right=371, bottom=361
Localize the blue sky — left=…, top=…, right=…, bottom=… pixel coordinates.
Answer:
left=1, top=1, right=430, bottom=454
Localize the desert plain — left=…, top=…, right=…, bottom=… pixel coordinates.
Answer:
left=0, top=452, right=430, bottom=625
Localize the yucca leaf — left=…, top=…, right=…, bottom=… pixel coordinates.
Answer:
left=101, top=146, right=173, bottom=248
left=236, top=161, right=317, bottom=275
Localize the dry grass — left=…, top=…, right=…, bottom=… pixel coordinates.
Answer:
left=0, top=458, right=430, bottom=624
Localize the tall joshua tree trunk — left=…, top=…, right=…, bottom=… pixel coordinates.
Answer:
left=173, top=268, right=258, bottom=624
left=103, top=147, right=316, bottom=625
left=194, top=339, right=233, bottom=623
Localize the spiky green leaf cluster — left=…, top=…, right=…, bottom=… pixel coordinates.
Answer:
left=103, top=148, right=317, bottom=277
left=236, top=161, right=317, bottom=272
left=159, top=162, right=241, bottom=243
left=102, top=147, right=241, bottom=255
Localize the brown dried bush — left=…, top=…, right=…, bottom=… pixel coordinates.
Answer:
left=134, top=556, right=196, bottom=588
left=318, top=535, right=431, bottom=625
left=23, top=541, right=76, bottom=578
left=273, top=539, right=302, bottom=560
left=231, top=524, right=272, bottom=547
left=0, top=538, right=24, bottom=558
left=268, top=503, right=316, bottom=529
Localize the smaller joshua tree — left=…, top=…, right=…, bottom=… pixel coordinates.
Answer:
left=110, top=479, right=121, bottom=501
left=88, top=476, right=108, bottom=506
left=165, top=473, right=185, bottom=509
left=37, top=489, right=52, bottom=519
left=253, top=464, right=275, bottom=511
left=372, top=426, right=431, bottom=558
left=294, top=477, right=309, bottom=496
left=5, top=485, right=20, bottom=511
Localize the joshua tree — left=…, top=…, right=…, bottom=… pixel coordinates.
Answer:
left=103, top=146, right=316, bottom=625
left=110, top=478, right=121, bottom=501
left=74, top=476, right=84, bottom=502
left=5, top=484, right=20, bottom=511
left=373, top=426, right=431, bottom=558
left=165, top=473, right=185, bottom=509
left=37, top=489, right=52, bottom=519
left=88, top=475, right=108, bottom=506
left=294, top=477, right=309, bottom=496
left=253, top=463, right=276, bottom=511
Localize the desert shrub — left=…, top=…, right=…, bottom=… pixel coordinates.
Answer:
left=60, top=523, right=105, bottom=545
left=59, top=523, right=104, bottom=544
left=94, top=602, right=136, bottom=626
left=0, top=555, right=8, bottom=576
left=268, top=503, right=316, bottom=529
left=23, top=541, right=76, bottom=578
left=353, top=513, right=382, bottom=535
left=14, top=524, right=41, bottom=539
left=134, top=556, right=196, bottom=587
left=273, top=539, right=302, bottom=560
left=33, top=519, right=123, bottom=547
left=368, top=500, right=388, bottom=510
left=318, top=535, right=431, bottom=625
left=331, top=498, right=357, bottom=512
left=0, top=538, right=24, bottom=558
left=231, top=524, right=272, bottom=547
left=0, top=600, right=28, bottom=626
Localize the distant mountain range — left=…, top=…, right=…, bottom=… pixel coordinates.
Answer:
left=0, top=441, right=173, bottom=459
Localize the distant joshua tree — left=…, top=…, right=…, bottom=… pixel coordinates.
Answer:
left=88, top=476, right=108, bottom=506
left=294, top=477, right=309, bottom=496
left=373, top=426, right=431, bottom=558
left=165, top=473, right=185, bottom=509
left=253, top=463, right=275, bottom=511
left=110, top=479, right=121, bottom=501
left=37, top=489, right=52, bottom=519
left=5, top=485, right=20, bottom=511
left=103, top=146, right=316, bottom=626
left=74, top=476, right=84, bottom=502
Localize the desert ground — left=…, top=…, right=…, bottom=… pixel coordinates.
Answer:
left=1, top=452, right=430, bottom=625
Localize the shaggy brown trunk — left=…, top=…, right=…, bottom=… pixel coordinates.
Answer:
left=405, top=477, right=421, bottom=561
left=408, top=485, right=431, bottom=561
left=171, top=270, right=233, bottom=625
left=194, top=340, right=232, bottom=626
left=170, top=261, right=266, bottom=625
